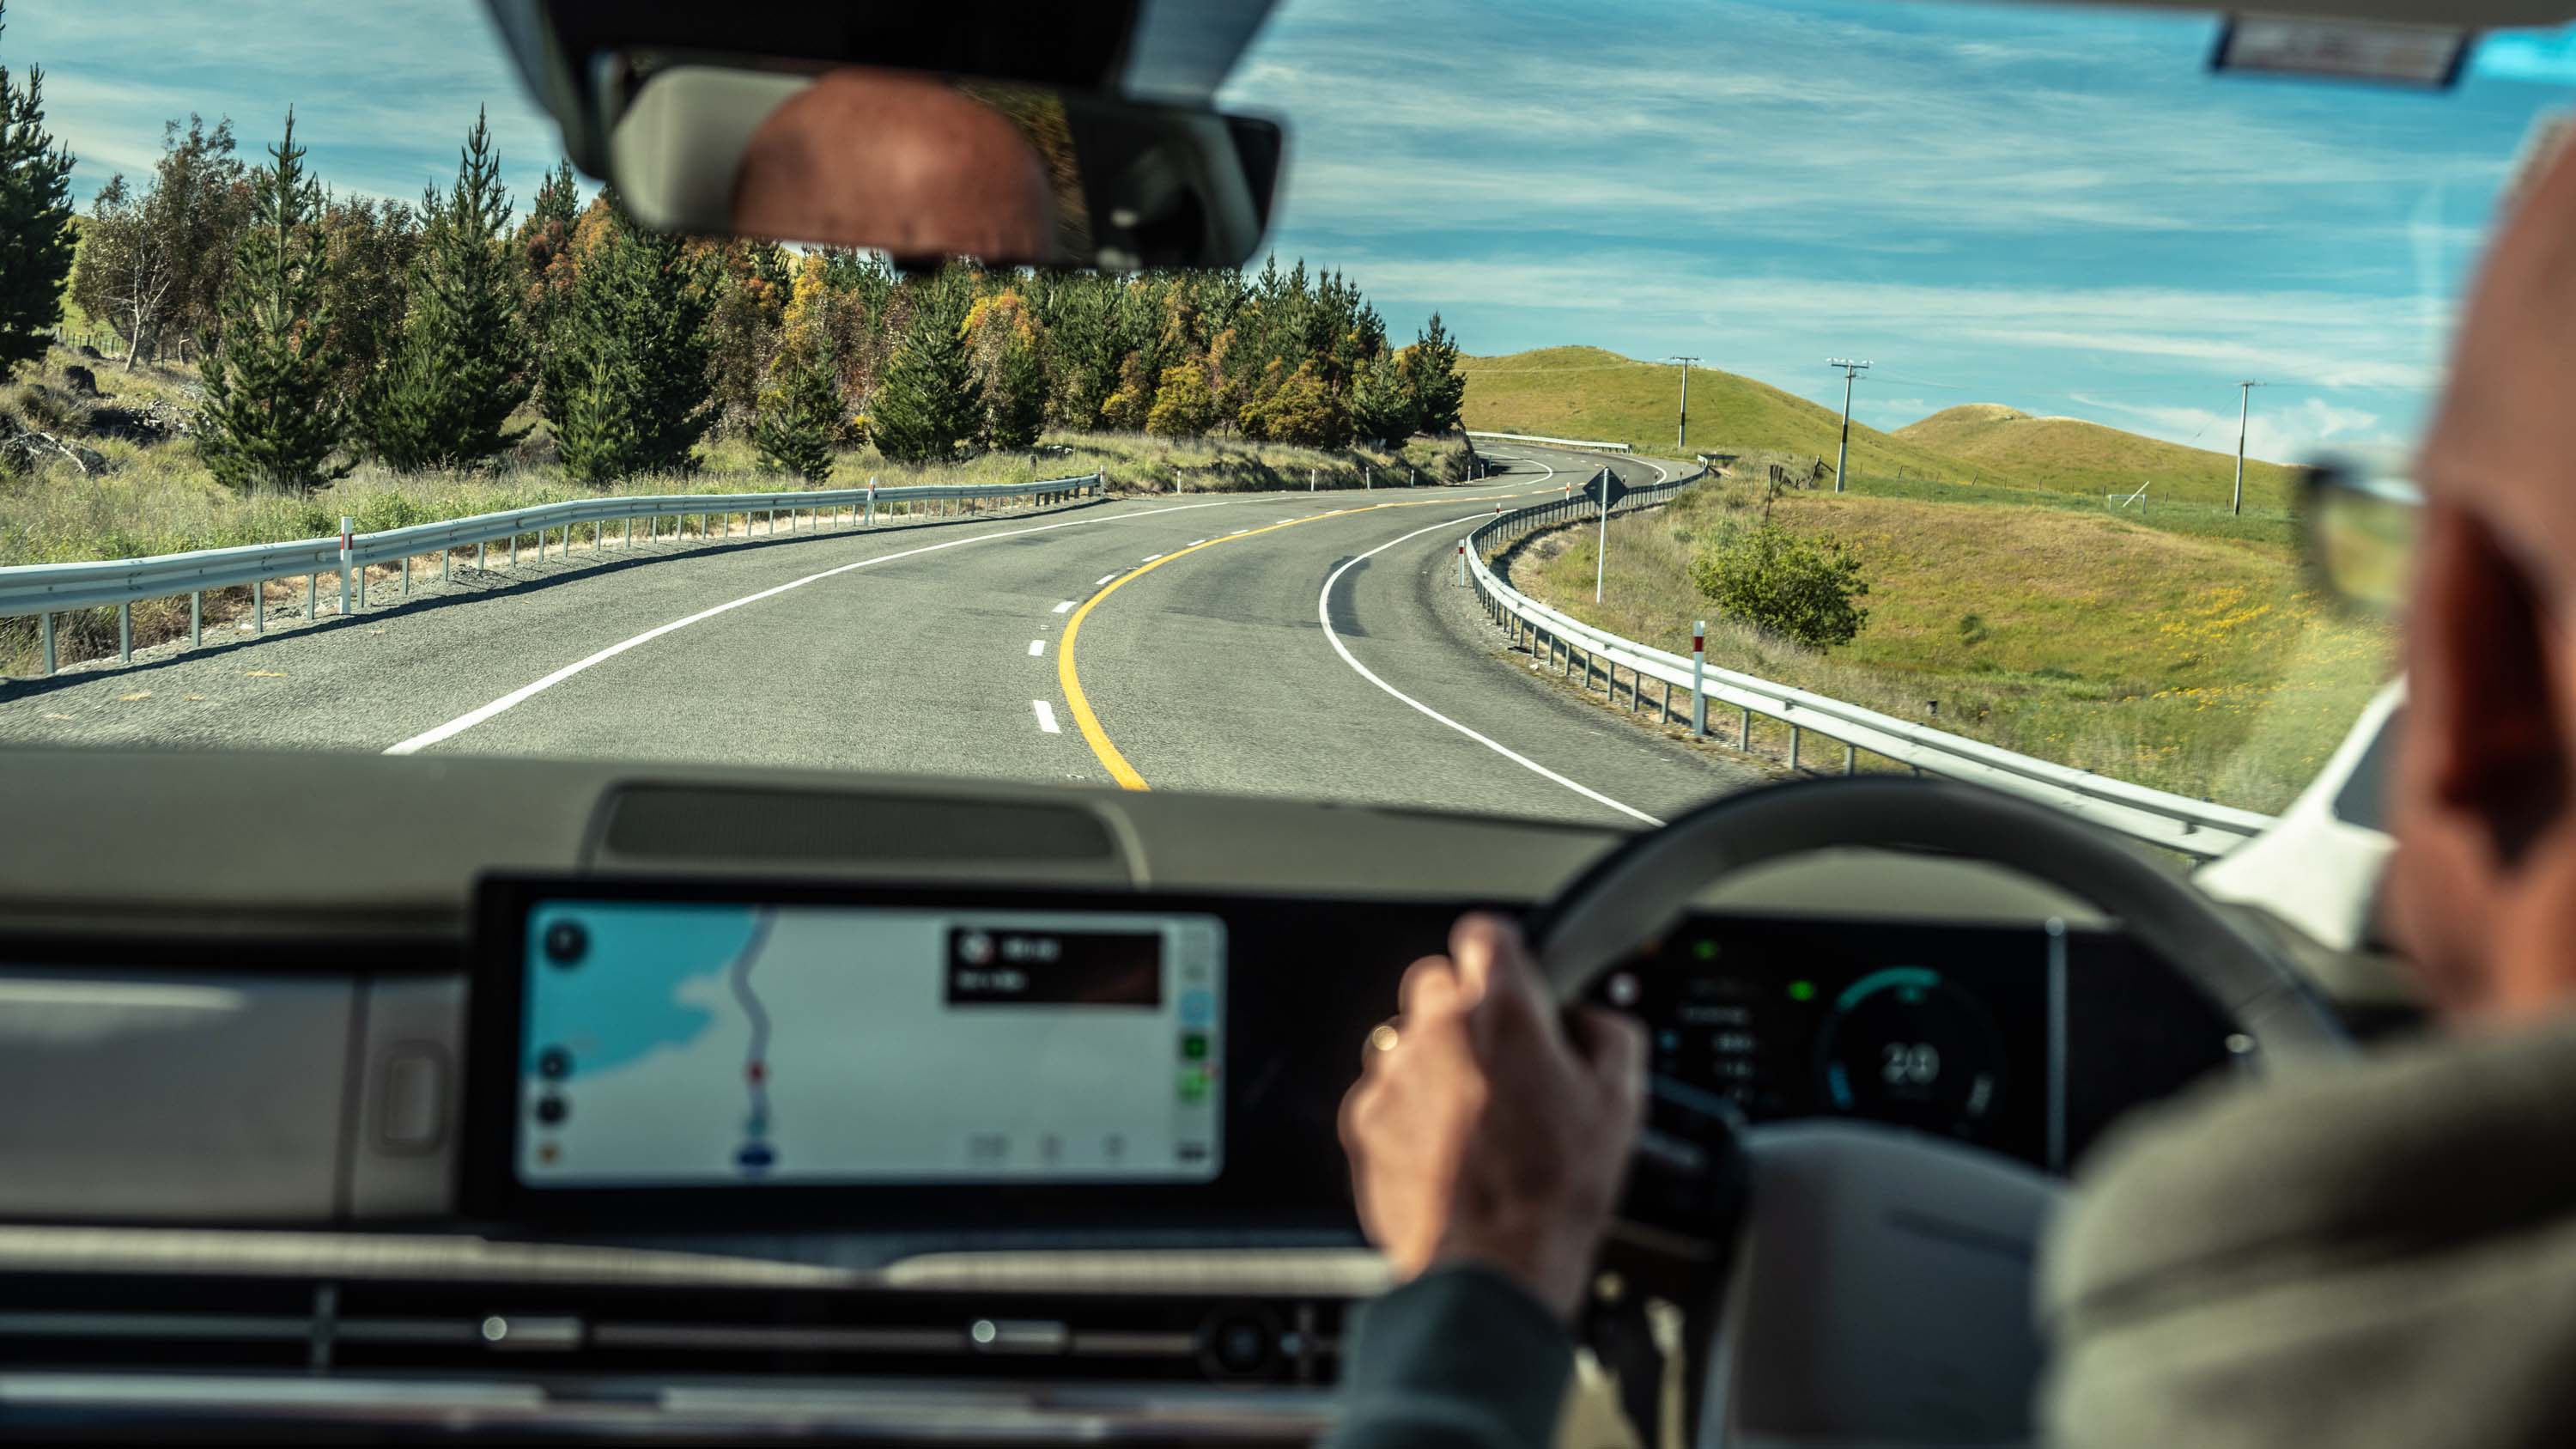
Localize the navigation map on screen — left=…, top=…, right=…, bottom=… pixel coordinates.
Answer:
left=516, top=901, right=1225, bottom=1185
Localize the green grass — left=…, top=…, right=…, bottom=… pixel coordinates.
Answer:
left=1837, top=470, right=2300, bottom=551
left=1461, top=345, right=1965, bottom=479
left=1893, top=403, right=2306, bottom=510
left=1513, top=459, right=2393, bottom=813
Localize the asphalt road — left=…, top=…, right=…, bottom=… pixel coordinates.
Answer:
left=0, top=447, right=1758, bottom=829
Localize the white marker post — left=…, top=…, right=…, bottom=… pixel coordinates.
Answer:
left=338, top=516, right=355, bottom=616
left=866, top=478, right=877, bottom=527
left=1456, top=541, right=1467, bottom=587
left=1594, top=470, right=1611, bottom=604
left=1691, top=621, right=1707, bottom=738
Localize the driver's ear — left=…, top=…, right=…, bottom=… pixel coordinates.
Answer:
left=2386, top=501, right=2574, bottom=1013
left=2409, top=504, right=2567, bottom=867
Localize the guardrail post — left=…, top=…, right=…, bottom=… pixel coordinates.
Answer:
left=39, top=612, right=54, bottom=674
left=1844, top=743, right=1856, bottom=776
left=442, top=546, right=451, bottom=584
left=340, top=517, right=355, bottom=615
left=191, top=591, right=203, bottom=648
left=1739, top=707, right=1750, bottom=750
left=118, top=601, right=131, bottom=661
left=307, top=572, right=318, bottom=618
left=1789, top=725, right=1801, bottom=770
left=401, top=553, right=410, bottom=596
left=509, top=531, right=519, bottom=568
left=1692, top=623, right=1707, bottom=739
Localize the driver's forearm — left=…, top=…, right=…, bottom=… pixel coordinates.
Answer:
left=1323, top=1263, right=1574, bottom=1449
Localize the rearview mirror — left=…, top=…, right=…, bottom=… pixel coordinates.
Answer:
left=602, top=59, right=1282, bottom=270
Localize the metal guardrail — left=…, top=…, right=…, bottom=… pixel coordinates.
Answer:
left=1467, top=430, right=1634, bottom=454
left=1461, top=468, right=2275, bottom=858
left=2, top=473, right=1104, bottom=677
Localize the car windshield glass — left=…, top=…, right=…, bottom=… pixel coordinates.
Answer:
left=1, top=0, right=2565, bottom=837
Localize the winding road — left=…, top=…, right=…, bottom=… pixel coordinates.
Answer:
left=0, top=447, right=1757, bottom=829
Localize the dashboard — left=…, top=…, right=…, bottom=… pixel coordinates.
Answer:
left=0, top=755, right=2283, bottom=1444
left=461, top=877, right=2244, bottom=1232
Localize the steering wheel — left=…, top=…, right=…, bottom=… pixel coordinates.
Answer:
left=1526, top=775, right=2354, bottom=1446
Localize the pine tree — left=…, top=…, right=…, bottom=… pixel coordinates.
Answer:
left=753, top=346, right=839, bottom=483
left=1347, top=349, right=1415, bottom=445
left=550, top=197, right=715, bottom=482
left=986, top=333, right=1048, bottom=449
left=870, top=289, right=980, bottom=464
left=1404, top=312, right=1467, bottom=434
left=197, top=111, right=347, bottom=493
left=361, top=110, right=529, bottom=470
left=0, top=1, right=76, bottom=377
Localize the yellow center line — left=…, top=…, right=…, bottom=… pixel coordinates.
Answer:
left=1056, top=486, right=1561, bottom=789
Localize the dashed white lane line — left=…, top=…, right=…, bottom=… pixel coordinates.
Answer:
left=382, top=496, right=1238, bottom=756
left=1141, top=553, right=1163, bottom=563
left=1188, top=539, right=1207, bottom=545
left=1229, top=529, right=1250, bottom=536
left=1033, top=700, right=1062, bottom=734
left=1029, top=639, right=1046, bottom=656
left=1314, top=512, right=1664, bottom=828
left=1052, top=600, right=1075, bottom=613
left=1095, top=573, right=1118, bottom=586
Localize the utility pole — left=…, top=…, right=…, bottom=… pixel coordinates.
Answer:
left=2231, top=381, right=2264, bottom=517
left=1827, top=358, right=1871, bottom=493
left=1663, top=356, right=1701, bottom=451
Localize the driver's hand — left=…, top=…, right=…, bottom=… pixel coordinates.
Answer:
left=1340, top=912, right=1646, bottom=1321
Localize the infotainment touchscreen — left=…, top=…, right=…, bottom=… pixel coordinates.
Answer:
left=513, top=900, right=1225, bottom=1186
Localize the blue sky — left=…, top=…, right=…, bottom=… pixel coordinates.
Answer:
left=12, top=0, right=2576, bottom=461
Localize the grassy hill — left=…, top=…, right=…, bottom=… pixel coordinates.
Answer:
left=1893, top=403, right=2305, bottom=510
left=1459, top=346, right=1965, bottom=478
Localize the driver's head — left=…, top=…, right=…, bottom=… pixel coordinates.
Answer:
left=2388, top=136, right=2576, bottom=1020
left=732, top=69, right=1056, bottom=262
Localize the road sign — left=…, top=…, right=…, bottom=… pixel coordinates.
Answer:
left=1579, top=467, right=1630, bottom=509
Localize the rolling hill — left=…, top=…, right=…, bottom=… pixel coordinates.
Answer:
left=1893, top=405, right=2306, bottom=511
left=1459, top=348, right=2306, bottom=511
left=1458, top=346, right=1966, bottom=481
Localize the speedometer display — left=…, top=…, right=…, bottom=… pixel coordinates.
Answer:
left=1594, top=918, right=2055, bottom=1167
left=1815, top=967, right=2008, bottom=1142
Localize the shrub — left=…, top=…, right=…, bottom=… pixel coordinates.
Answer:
left=1688, top=522, right=1870, bottom=650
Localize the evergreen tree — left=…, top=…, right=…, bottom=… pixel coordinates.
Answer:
left=870, top=287, right=979, bottom=464
left=752, top=346, right=839, bottom=483
left=549, top=196, right=716, bottom=482
left=1347, top=349, right=1415, bottom=444
left=0, top=0, right=76, bottom=377
left=986, top=333, right=1048, bottom=449
left=197, top=111, right=347, bottom=493
left=361, top=110, right=528, bottom=470
left=1404, top=312, right=1467, bottom=434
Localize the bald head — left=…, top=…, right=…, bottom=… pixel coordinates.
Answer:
left=732, top=69, right=1057, bottom=263
left=2387, top=134, right=2576, bottom=1020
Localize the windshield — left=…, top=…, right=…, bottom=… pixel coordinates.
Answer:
left=0, top=0, right=2561, bottom=837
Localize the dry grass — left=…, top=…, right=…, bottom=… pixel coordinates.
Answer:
left=1513, top=455, right=2395, bottom=813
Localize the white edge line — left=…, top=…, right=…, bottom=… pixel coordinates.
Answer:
left=1028, top=639, right=1046, bottom=656
left=1033, top=699, right=1061, bottom=734
left=384, top=498, right=1237, bottom=755
left=1317, top=511, right=1662, bottom=828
